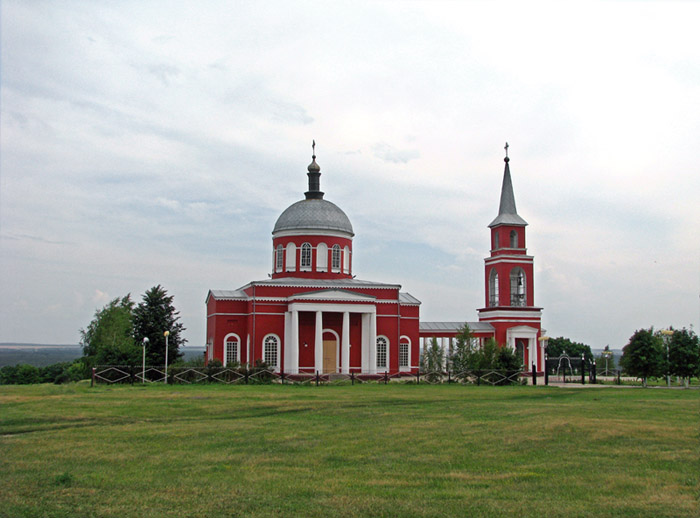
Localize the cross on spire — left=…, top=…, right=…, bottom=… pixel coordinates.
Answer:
left=504, top=142, right=509, bottom=158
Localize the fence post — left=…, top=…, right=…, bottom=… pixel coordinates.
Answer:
left=316, top=370, right=319, bottom=386
left=281, top=371, right=285, bottom=385
left=448, top=370, right=451, bottom=384
left=91, top=367, right=95, bottom=387
left=544, top=363, right=549, bottom=385
left=417, top=371, right=420, bottom=384
left=384, top=371, right=388, bottom=384
left=244, top=368, right=249, bottom=385
left=532, top=363, right=537, bottom=385
left=617, top=370, right=621, bottom=385
left=591, top=361, right=596, bottom=384
left=581, top=356, right=585, bottom=385
left=351, top=372, right=354, bottom=385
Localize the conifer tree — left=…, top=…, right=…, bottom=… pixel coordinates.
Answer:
left=133, top=285, right=186, bottom=366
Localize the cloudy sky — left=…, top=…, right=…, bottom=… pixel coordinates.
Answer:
left=2, top=0, right=699, bottom=350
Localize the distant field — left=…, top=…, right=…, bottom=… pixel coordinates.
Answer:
left=0, top=344, right=206, bottom=367
left=0, top=384, right=697, bottom=518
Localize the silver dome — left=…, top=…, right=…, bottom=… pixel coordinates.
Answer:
left=273, top=198, right=354, bottom=236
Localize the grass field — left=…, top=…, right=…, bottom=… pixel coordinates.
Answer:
left=0, top=383, right=697, bottom=518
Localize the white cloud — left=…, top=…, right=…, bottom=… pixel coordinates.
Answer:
left=2, top=0, right=699, bottom=348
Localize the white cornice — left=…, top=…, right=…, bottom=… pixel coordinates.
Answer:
left=273, top=229, right=354, bottom=239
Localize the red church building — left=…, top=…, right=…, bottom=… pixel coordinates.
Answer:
left=206, top=144, right=544, bottom=375
left=205, top=147, right=421, bottom=376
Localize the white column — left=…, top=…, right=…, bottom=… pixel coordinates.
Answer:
left=341, top=311, right=350, bottom=374
left=441, top=337, right=448, bottom=369
left=361, top=313, right=369, bottom=373
left=369, top=312, right=377, bottom=374
left=246, top=335, right=250, bottom=366
left=284, top=312, right=291, bottom=372
left=314, top=311, right=323, bottom=373
left=290, top=310, right=299, bottom=374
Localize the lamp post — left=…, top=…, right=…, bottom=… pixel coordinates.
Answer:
left=602, top=347, right=612, bottom=376
left=164, top=331, right=170, bottom=384
left=538, top=336, right=549, bottom=367
left=660, top=329, right=673, bottom=387
left=142, top=337, right=149, bottom=383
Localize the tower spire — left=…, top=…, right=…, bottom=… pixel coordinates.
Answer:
left=488, top=143, right=527, bottom=227
left=305, top=139, right=324, bottom=200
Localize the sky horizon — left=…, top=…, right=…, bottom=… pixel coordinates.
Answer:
left=2, top=0, right=699, bottom=350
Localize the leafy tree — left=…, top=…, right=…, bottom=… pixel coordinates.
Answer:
left=133, top=285, right=186, bottom=366
left=667, top=328, right=700, bottom=387
left=546, top=336, right=594, bottom=362
left=620, top=328, right=664, bottom=387
left=420, top=337, right=445, bottom=381
left=450, top=324, right=475, bottom=375
left=80, top=296, right=139, bottom=366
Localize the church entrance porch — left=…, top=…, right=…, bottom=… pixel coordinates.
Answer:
left=283, top=302, right=377, bottom=375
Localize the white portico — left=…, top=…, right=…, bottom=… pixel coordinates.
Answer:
left=283, top=290, right=378, bottom=375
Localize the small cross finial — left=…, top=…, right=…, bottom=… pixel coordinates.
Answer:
left=312, top=139, right=316, bottom=158
left=504, top=142, right=509, bottom=158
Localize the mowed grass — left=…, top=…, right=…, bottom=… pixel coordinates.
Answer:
left=0, top=384, right=697, bottom=518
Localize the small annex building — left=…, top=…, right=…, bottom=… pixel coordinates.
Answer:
left=206, top=144, right=545, bottom=375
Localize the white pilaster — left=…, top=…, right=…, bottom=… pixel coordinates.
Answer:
left=369, top=312, right=377, bottom=374
left=361, top=313, right=369, bottom=373
left=284, top=312, right=291, bottom=372
left=341, top=311, right=350, bottom=374
left=315, top=311, right=323, bottom=373
left=290, top=310, right=299, bottom=374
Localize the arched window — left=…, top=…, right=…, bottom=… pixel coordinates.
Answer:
left=510, top=268, right=526, bottom=307
left=376, top=336, right=388, bottom=370
left=224, top=334, right=240, bottom=366
left=317, top=242, right=328, bottom=272
left=399, top=337, right=410, bottom=369
left=343, top=246, right=350, bottom=273
left=263, top=334, right=279, bottom=369
left=489, top=269, right=499, bottom=307
left=510, top=230, right=518, bottom=248
left=275, top=244, right=283, bottom=272
left=300, top=242, right=312, bottom=270
left=285, top=243, right=296, bottom=271
left=331, top=244, right=341, bottom=271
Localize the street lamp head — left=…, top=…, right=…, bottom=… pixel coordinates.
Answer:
left=164, top=331, right=170, bottom=337
left=142, top=337, right=149, bottom=344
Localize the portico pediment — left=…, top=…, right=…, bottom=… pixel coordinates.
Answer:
left=289, top=289, right=376, bottom=303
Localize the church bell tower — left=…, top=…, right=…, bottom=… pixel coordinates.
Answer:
left=478, top=144, right=543, bottom=370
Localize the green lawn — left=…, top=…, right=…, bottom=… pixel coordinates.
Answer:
left=0, top=383, right=697, bottom=517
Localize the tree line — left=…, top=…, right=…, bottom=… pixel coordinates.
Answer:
left=0, top=285, right=186, bottom=384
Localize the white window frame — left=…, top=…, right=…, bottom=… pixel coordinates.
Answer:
left=399, top=336, right=410, bottom=369
left=300, top=242, right=312, bottom=271
left=316, top=242, right=328, bottom=272
left=223, top=333, right=240, bottom=367
left=285, top=243, right=296, bottom=271
left=262, top=334, right=280, bottom=371
left=510, top=267, right=526, bottom=307
left=331, top=244, right=341, bottom=272
left=489, top=269, right=499, bottom=307
left=343, top=245, right=350, bottom=274
left=376, top=336, right=389, bottom=371
left=275, top=244, right=284, bottom=272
